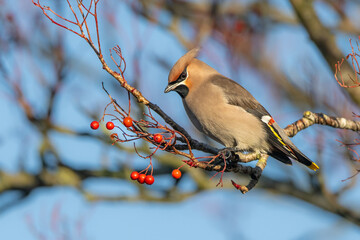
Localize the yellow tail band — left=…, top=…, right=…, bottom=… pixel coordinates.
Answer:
left=308, top=162, right=319, bottom=171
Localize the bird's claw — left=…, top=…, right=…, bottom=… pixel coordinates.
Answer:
left=218, top=147, right=237, bottom=160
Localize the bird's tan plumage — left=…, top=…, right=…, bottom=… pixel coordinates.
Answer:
left=165, top=48, right=319, bottom=171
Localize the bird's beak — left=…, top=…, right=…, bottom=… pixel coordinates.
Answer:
left=164, top=85, right=172, bottom=93
left=164, top=83, right=178, bottom=93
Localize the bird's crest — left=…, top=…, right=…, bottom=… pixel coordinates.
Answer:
left=168, top=48, right=200, bottom=83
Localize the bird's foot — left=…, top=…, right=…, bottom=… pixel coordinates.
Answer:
left=218, top=147, right=240, bottom=161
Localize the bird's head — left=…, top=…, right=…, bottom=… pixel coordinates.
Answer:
left=164, top=48, right=200, bottom=98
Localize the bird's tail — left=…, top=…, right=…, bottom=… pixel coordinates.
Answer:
left=262, top=117, right=319, bottom=171
left=292, top=149, right=319, bottom=171
left=269, top=147, right=319, bottom=171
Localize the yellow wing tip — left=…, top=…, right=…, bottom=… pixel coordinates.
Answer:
left=308, top=162, right=319, bottom=171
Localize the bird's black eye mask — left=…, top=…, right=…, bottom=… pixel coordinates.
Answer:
left=167, top=68, right=189, bottom=98
left=170, top=68, right=187, bottom=86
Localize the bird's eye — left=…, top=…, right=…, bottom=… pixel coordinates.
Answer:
left=180, top=71, right=187, bottom=80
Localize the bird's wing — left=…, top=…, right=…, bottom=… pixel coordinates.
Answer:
left=210, top=75, right=270, bottom=116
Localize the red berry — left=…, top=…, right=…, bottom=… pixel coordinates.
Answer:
left=123, top=117, right=133, bottom=128
left=145, top=175, right=154, bottom=185
left=130, top=171, right=139, bottom=180
left=106, top=121, right=115, bottom=130
left=137, top=174, right=146, bottom=184
left=90, top=121, right=99, bottom=130
left=153, top=134, right=163, bottom=143
left=172, top=169, right=181, bottom=179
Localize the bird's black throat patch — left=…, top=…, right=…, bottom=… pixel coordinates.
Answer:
left=174, top=85, right=189, bottom=98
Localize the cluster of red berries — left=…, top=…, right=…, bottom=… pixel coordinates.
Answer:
left=130, top=171, right=154, bottom=185
left=91, top=116, right=182, bottom=185
left=90, top=116, right=134, bottom=130
left=129, top=169, right=181, bottom=185
left=91, top=118, right=165, bottom=146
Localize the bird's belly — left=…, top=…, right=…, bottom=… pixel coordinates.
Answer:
left=183, top=99, right=268, bottom=151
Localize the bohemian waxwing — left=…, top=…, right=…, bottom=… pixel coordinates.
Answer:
left=164, top=48, right=319, bottom=171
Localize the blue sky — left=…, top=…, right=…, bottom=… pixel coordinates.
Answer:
left=1, top=0, right=360, bottom=239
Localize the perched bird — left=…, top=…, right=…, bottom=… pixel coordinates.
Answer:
left=164, top=48, right=318, bottom=171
